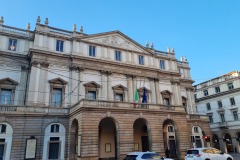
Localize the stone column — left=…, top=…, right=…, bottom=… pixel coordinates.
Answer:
left=39, top=62, right=49, bottom=106
left=132, top=75, right=137, bottom=101
left=154, top=78, right=161, bottom=104
left=19, top=66, right=29, bottom=105
left=107, top=71, right=113, bottom=101
left=170, top=81, right=181, bottom=106
left=70, top=66, right=80, bottom=104
left=186, top=88, right=195, bottom=114
left=149, top=78, right=156, bottom=104
left=27, top=61, right=40, bottom=105
left=100, top=70, right=107, bottom=100
left=126, top=74, right=133, bottom=102
left=78, top=67, right=84, bottom=101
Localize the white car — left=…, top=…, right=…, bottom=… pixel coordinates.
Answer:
left=124, top=151, right=174, bottom=160
left=185, top=147, right=234, bottom=160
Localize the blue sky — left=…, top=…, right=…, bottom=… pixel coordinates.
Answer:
left=1, top=0, right=240, bottom=84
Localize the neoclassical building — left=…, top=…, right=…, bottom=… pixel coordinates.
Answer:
left=194, top=71, right=240, bottom=154
left=0, top=16, right=210, bottom=160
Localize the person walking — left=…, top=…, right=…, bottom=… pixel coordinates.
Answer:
left=165, top=147, right=170, bottom=158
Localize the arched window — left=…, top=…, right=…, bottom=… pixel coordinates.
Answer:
left=194, top=126, right=199, bottom=133
left=42, top=123, right=65, bottom=160
left=0, top=123, right=13, bottom=160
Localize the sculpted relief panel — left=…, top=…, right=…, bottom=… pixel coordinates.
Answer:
left=88, top=34, right=143, bottom=52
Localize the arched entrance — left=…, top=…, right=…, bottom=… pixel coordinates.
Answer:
left=98, top=117, right=117, bottom=160
left=224, top=133, right=233, bottom=153
left=212, top=134, right=220, bottom=149
left=191, top=126, right=204, bottom=148
left=70, top=119, right=79, bottom=159
left=163, top=120, right=177, bottom=158
left=133, top=118, right=150, bottom=152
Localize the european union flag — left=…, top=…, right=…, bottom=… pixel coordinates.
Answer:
left=142, top=87, right=147, bottom=103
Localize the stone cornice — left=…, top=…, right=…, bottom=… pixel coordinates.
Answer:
left=195, top=87, right=240, bottom=102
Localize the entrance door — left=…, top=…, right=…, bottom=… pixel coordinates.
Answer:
left=0, top=144, right=5, bottom=160
left=195, top=139, right=202, bottom=148
left=169, top=140, right=176, bottom=157
left=141, top=136, right=149, bottom=152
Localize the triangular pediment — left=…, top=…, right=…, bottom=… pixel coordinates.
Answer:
left=112, top=84, right=127, bottom=90
left=84, top=81, right=101, bottom=88
left=0, top=77, right=18, bottom=85
left=49, top=78, right=68, bottom=85
left=138, top=87, right=150, bottom=93
left=161, top=90, right=172, bottom=95
left=80, top=31, right=150, bottom=53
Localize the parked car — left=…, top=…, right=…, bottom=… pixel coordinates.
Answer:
left=185, top=147, right=234, bottom=160
left=124, top=151, right=174, bottom=160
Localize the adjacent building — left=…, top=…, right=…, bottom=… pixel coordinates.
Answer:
left=194, top=71, right=240, bottom=153
left=0, top=16, right=211, bottom=160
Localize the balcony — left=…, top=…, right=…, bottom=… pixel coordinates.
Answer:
left=186, top=114, right=209, bottom=121
left=70, top=99, right=186, bottom=114
left=218, top=122, right=228, bottom=129
left=0, top=105, right=69, bottom=115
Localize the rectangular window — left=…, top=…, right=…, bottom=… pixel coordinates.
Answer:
left=87, top=91, right=96, bottom=100
left=160, top=60, right=165, bottom=69
left=194, top=94, right=197, bottom=100
left=228, top=83, right=234, bottom=90
left=164, top=98, right=170, bottom=105
left=56, top=40, right=64, bottom=52
left=206, top=103, right=211, bottom=110
left=89, top=46, right=96, bottom=57
left=138, top=55, right=144, bottom=65
left=218, top=101, right=222, bottom=108
left=178, top=69, right=181, bottom=74
left=230, top=97, right=235, bottom=106
left=8, top=38, right=17, bottom=51
left=215, top=86, right=221, bottom=93
left=208, top=115, right=213, bottom=123
left=52, top=88, right=62, bottom=107
left=115, top=51, right=121, bottom=61
left=220, top=113, right=225, bottom=122
left=116, top=93, right=123, bottom=101
left=203, top=90, right=208, bottom=96
left=0, top=89, right=12, bottom=105
left=48, top=137, right=60, bottom=159
left=51, top=124, right=60, bottom=133
left=233, top=111, right=238, bottom=120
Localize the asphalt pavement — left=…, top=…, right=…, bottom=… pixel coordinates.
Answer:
left=230, top=153, right=240, bottom=160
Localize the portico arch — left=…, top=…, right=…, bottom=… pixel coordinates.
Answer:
left=163, top=119, right=178, bottom=158
left=223, top=133, right=233, bottom=153
left=69, top=119, right=79, bottom=159
left=98, top=117, right=118, bottom=160
left=133, top=118, right=151, bottom=152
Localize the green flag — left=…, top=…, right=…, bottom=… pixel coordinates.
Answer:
left=134, top=86, right=139, bottom=103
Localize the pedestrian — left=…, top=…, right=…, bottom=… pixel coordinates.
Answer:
left=165, top=147, right=170, bottom=158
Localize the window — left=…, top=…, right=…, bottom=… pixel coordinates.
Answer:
left=116, top=93, right=123, bottom=101
left=56, top=40, right=64, bottom=52
left=164, top=98, right=170, bottom=105
left=160, top=60, right=165, bottom=69
left=178, top=69, right=181, bottom=74
left=228, top=83, right=234, bottom=90
left=0, top=124, right=6, bottom=133
left=208, top=115, right=213, bottom=123
left=194, top=127, right=199, bottom=133
left=51, top=124, right=60, bottom=133
left=49, top=78, right=67, bottom=107
left=115, top=51, right=121, bottom=61
left=0, top=139, right=5, bottom=160
left=168, top=126, right=174, bottom=132
left=138, top=55, right=144, bottom=65
left=230, top=97, right=235, bottom=106
left=8, top=38, right=17, bottom=51
left=194, top=94, right=197, bottom=100
left=217, top=101, right=222, bottom=108
left=233, top=111, right=238, bottom=120
left=220, top=113, right=225, bottom=122
left=215, top=86, right=220, bottom=93
left=206, top=103, right=211, bottom=110
left=203, top=90, right=208, bottom=96
left=52, top=88, right=62, bottom=107
left=87, top=91, right=96, bottom=100
left=161, top=90, right=172, bottom=106
left=89, top=45, right=96, bottom=57
left=0, top=89, right=12, bottom=105
left=48, top=137, right=60, bottom=159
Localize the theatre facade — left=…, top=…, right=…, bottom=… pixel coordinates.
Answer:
left=0, top=17, right=211, bottom=160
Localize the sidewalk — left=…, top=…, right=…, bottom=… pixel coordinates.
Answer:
left=230, top=153, right=240, bottom=160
